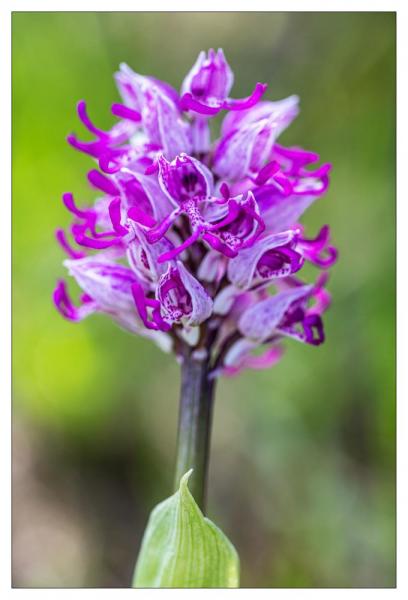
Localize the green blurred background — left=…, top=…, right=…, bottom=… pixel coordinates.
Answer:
left=12, top=12, right=395, bottom=588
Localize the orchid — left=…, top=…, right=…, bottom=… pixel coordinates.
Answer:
left=54, top=48, right=337, bottom=588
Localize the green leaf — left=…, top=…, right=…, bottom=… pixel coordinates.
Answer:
left=133, top=469, right=240, bottom=588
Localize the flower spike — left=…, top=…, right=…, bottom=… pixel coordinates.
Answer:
left=54, top=48, right=336, bottom=375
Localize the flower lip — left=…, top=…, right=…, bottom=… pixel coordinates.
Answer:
left=157, top=261, right=213, bottom=327
left=156, top=152, right=214, bottom=205
left=227, top=229, right=304, bottom=290
left=238, top=284, right=326, bottom=345
left=203, top=191, right=265, bottom=257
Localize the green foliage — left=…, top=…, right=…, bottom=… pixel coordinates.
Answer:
left=133, top=470, right=239, bottom=588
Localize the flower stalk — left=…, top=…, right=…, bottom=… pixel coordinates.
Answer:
left=174, top=350, right=215, bottom=513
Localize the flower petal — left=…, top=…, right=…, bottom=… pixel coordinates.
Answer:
left=238, top=285, right=312, bottom=342
left=227, top=230, right=303, bottom=289
left=181, top=48, right=234, bottom=106
left=177, top=261, right=213, bottom=326
left=214, top=97, right=299, bottom=181
left=64, top=256, right=142, bottom=313
left=222, top=338, right=283, bottom=376
left=156, top=153, right=214, bottom=205
left=126, top=220, right=173, bottom=283
left=254, top=187, right=319, bottom=232
left=118, top=162, right=174, bottom=222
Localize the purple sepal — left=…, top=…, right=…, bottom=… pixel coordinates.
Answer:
left=116, top=162, right=174, bottom=223
left=220, top=97, right=299, bottom=138
left=115, top=64, right=192, bottom=159
left=213, top=96, right=299, bottom=181
left=181, top=49, right=234, bottom=107
left=64, top=256, right=143, bottom=314
left=213, top=284, right=241, bottom=316
left=191, top=117, right=211, bottom=154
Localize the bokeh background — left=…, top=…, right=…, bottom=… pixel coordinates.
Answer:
left=12, top=12, right=396, bottom=588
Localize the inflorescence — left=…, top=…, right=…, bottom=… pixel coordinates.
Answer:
left=54, top=48, right=337, bottom=377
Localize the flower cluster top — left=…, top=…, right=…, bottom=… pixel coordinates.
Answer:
left=54, top=49, right=337, bottom=377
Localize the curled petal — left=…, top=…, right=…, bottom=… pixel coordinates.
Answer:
left=87, top=169, right=120, bottom=196
left=111, top=103, right=141, bottom=122
left=108, top=198, right=128, bottom=236
left=180, top=83, right=267, bottom=116
left=179, top=94, right=221, bottom=116
left=67, top=100, right=135, bottom=159
left=55, top=229, right=86, bottom=260
left=53, top=280, right=96, bottom=322
left=280, top=312, right=325, bottom=346
left=273, top=144, right=332, bottom=196
left=63, top=192, right=123, bottom=250
left=131, top=281, right=171, bottom=332
left=204, top=191, right=265, bottom=256
left=298, top=225, right=338, bottom=268
left=224, top=82, right=268, bottom=111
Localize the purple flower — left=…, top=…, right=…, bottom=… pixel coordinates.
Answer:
left=54, top=49, right=337, bottom=377
left=180, top=48, right=267, bottom=116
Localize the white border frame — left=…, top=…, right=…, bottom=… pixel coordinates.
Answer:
left=1, top=1, right=405, bottom=597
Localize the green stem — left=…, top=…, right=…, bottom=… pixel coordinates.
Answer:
left=173, top=350, right=215, bottom=513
